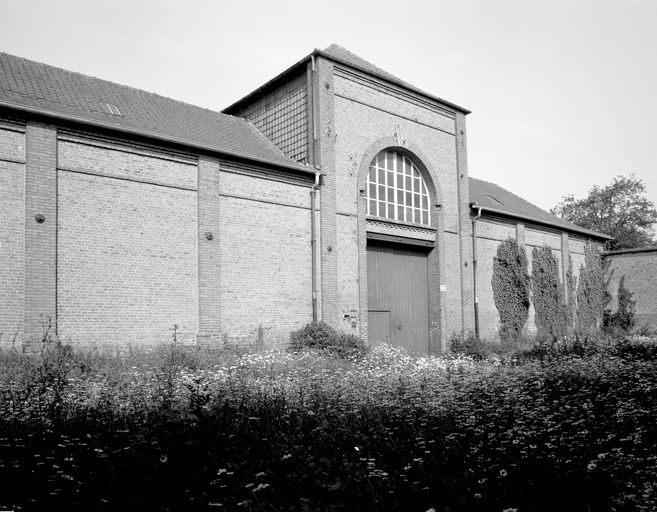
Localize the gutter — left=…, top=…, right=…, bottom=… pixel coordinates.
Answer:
left=470, top=202, right=483, bottom=339
left=310, top=172, right=322, bottom=322
left=0, top=100, right=315, bottom=177
left=470, top=203, right=613, bottom=241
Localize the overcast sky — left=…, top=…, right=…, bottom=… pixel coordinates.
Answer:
left=3, top=0, right=656, bottom=213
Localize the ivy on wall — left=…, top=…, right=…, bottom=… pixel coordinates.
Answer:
left=531, top=246, right=568, bottom=341
left=604, top=276, right=636, bottom=332
left=492, top=238, right=530, bottom=343
left=565, top=258, right=577, bottom=331
left=576, top=242, right=609, bottom=334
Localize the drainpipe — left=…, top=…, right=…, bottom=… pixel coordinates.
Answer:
left=309, top=54, right=322, bottom=323
left=310, top=172, right=321, bottom=322
left=471, top=202, right=483, bottom=338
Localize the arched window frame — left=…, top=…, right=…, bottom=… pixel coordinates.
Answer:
left=366, top=150, right=430, bottom=226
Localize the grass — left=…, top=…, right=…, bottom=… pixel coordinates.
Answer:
left=0, top=335, right=656, bottom=511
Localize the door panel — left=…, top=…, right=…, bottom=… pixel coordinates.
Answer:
left=367, top=243, right=429, bottom=353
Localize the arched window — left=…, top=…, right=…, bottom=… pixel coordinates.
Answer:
left=366, top=150, right=430, bottom=225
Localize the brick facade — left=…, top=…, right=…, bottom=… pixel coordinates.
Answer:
left=0, top=47, right=615, bottom=350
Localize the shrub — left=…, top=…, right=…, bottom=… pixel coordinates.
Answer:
left=531, top=246, right=568, bottom=341
left=492, top=238, right=531, bottom=344
left=604, top=276, right=636, bottom=333
left=289, top=322, right=367, bottom=359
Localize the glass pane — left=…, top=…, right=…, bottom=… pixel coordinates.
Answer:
left=396, top=153, right=404, bottom=173
left=406, top=191, right=412, bottom=205
left=378, top=201, right=386, bottom=216
left=387, top=204, right=395, bottom=218
left=397, top=205, right=404, bottom=220
left=398, top=190, right=404, bottom=204
left=369, top=183, right=376, bottom=199
left=387, top=188, right=394, bottom=202
left=387, top=171, right=394, bottom=186
left=386, top=152, right=393, bottom=169
left=378, top=168, right=385, bottom=183
left=414, top=209, right=420, bottom=224
left=369, top=199, right=376, bottom=215
left=406, top=207, right=412, bottom=220
left=422, top=196, right=428, bottom=210
left=414, top=194, right=420, bottom=207
left=405, top=176, right=412, bottom=190
left=368, top=166, right=375, bottom=183
left=414, top=177, right=420, bottom=192
left=422, top=211, right=428, bottom=225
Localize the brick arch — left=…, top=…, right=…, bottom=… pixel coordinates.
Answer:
left=356, top=137, right=447, bottom=353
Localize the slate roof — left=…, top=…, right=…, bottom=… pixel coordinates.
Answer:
left=469, top=177, right=611, bottom=240
left=0, top=52, right=310, bottom=173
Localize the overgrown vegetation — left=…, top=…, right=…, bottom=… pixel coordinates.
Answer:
left=1, top=335, right=656, bottom=511
left=577, top=242, right=609, bottom=335
left=604, top=276, right=637, bottom=333
left=531, top=246, right=569, bottom=341
left=492, top=239, right=531, bottom=344
left=289, top=321, right=367, bottom=359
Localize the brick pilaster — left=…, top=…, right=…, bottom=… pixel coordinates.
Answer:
left=24, top=122, right=57, bottom=339
left=197, top=155, right=222, bottom=343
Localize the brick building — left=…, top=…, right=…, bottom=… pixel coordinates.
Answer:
left=0, top=45, right=610, bottom=351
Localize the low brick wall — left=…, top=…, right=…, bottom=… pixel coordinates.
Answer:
left=605, top=247, right=657, bottom=329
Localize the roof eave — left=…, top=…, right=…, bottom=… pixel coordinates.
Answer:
left=0, top=100, right=314, bottom=177
left=470, top=203, right=613, bottom=240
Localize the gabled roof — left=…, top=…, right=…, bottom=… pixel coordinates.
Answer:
left=0, top=52, right=311, bottom=174
left=469, top=177, right=612, bottom=240
left=224, top=44, right=470, bottom=115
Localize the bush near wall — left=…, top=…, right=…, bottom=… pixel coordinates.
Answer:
left=492, top=239, right=531, bottom=343
left=531, top=246, right=569, bottom=342
left=604, top=276, right=636, bottom=333
left=577, top=243, right=609, bottom=335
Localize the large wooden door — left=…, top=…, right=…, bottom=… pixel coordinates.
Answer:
left=367, top=243, right=429, bottom=353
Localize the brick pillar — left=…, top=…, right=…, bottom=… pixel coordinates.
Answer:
left=197, top=155, right=222, bottom=344
left=316, top=57, right=339, bottom=326
left=455, top=113, right=474, bottom=335
left=24, top=122, right=57, bottom=339
left=516, top=222, right=526, bottom=248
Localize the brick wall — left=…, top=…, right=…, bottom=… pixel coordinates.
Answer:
left=606, top=248, right=657, bottom=328
left=218, top=168, right=312, bottom=346
left=0, top=123, right=25, bottom=343
left=57, top=138, right=199, bottom=346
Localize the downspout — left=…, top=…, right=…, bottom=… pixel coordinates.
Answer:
left=309, top=54, right=322, bottom=323
left=471, top=202, right=483, bottom=339
left=310, top=172, right=321, bottom=322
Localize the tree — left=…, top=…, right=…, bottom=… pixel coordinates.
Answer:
left=551, top=174, right=657, bottom=250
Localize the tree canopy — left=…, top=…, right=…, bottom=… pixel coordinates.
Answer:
left=551, top=174, right=657, bottom=250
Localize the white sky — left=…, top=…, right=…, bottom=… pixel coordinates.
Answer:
left=3, top=0, right=656, bottom=212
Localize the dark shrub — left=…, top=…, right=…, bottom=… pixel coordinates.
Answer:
left=289, top=322, right=367, bottom=359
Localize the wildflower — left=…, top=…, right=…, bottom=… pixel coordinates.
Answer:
left=474, top=493, right=482, bottom=499
left=587, top=461, right=597, bottom=471
left=499, top=469, right=507, bottom=477
left=159, top=455, right=168, bottom=464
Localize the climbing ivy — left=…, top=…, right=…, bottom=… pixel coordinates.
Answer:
left=492, top=238, right=531, bottom=343
left=531, top=246, right=568, bottom=341
left=565, top=257, right=577, bottom=331
left=576, top=242, right=609, bottom=334
left=604, top=276, right=636, bottom=332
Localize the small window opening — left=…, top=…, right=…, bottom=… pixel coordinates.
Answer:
left=101, top=103, right=122, bottom=116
